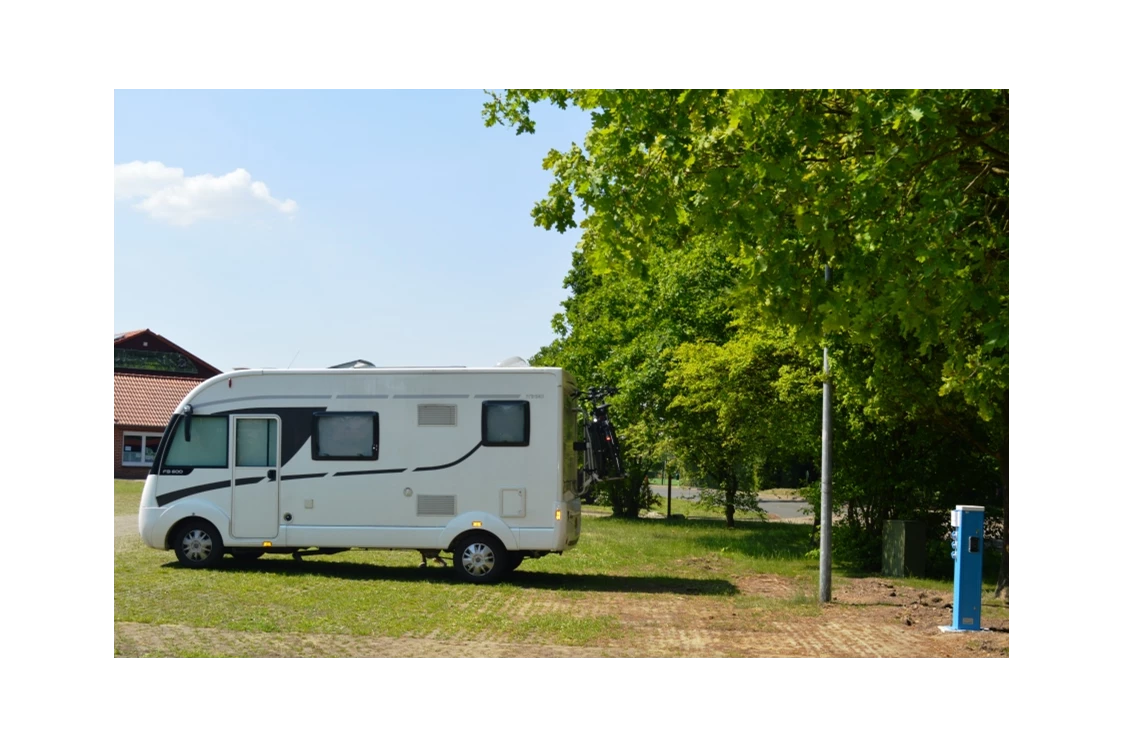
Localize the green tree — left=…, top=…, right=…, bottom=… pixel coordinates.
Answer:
left=805, top=376, right=1002, bottom=572
left=665, top=325, right=819, bottom=527
left=532, top=239, right=748, bottom=518
left=487, top=89, right=1009, bottom=594
left=530, top=250, right=656, bottom=517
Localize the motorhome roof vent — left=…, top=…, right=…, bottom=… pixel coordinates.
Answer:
left=329, top=359, right=376, bottom=369
left=496, top=356, right=530, bottom=368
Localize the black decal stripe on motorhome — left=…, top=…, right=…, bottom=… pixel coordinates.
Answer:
left=156, top=480, right=232, bottom=506
left=335, top=468, right=408, bottom=476
left=155, top=476, right=267, bottom=506
left=413, top=441, right=483, bottom=472
left=280, top=473, right=328, bottom=481
left=234, top=477, right=266, bottom=486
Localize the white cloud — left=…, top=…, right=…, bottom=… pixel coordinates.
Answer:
left=114, top=161, right=297, bottom=226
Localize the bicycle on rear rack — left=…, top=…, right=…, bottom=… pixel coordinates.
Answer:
left=573, top=385, right=624, bottom=498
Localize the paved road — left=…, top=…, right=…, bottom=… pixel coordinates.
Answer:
left=757, top=497, right=813, bottom=521
left=655, top=486, right=814, bottom=522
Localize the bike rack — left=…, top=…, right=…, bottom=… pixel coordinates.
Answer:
left=574, top=386, right=625, bottom=497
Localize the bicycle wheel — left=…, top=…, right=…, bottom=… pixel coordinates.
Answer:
left=591, top=422, right=609, bottom=478
left=603, top=422, right=623, bottom=477
left=583, top=420, right=601, bottom=478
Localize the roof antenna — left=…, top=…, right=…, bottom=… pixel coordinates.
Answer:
left=287, top=351, right=300, bottom=369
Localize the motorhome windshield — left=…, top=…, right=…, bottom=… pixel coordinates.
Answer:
left=164, top=415, right=229, bottom=468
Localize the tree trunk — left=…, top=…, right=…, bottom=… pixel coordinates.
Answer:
left=624, top=473, right=641, bottom=519
left=724, top=478, right=737, bottom=528
left=994, top=436, right=1009, bottom=599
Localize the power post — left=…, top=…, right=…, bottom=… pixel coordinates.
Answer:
left=820, top=264, right=833, bottom=604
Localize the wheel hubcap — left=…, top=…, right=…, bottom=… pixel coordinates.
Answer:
left=461, top=542, right=495, bottom=576
left=182, top=529, right=212, bottom=561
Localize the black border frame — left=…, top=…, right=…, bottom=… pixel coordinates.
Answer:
left=481, top=400, right=530, bottom=447
left=311, top=411, right=380, bottom=461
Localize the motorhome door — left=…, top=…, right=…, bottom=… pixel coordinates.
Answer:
left=230, top=416, right=281, bottom=538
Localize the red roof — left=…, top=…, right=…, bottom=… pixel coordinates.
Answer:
left=114, top=372, right=203, bottom=428
left=113, top=329, right=148, bottom=342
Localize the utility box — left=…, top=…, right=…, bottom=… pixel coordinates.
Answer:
left=941, top=505, right=985, bottom=632
left=882, top=520, right=926, bottom=577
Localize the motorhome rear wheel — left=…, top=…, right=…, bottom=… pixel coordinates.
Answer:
left=453, top=532, right=508, bottom=583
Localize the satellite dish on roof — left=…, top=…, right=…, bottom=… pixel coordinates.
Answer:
left=496, top=356, right=530, bottom=368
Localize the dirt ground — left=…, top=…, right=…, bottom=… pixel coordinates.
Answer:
left=115, top=510, right=1008, bottom=657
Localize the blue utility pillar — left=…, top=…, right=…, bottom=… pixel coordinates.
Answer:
left=940, top=505, right=985, bottom=633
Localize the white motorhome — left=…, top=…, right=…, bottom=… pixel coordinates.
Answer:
left=138, top=365, right=583, bottom=583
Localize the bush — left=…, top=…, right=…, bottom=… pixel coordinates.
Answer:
left=830, top=521, right=883, bottom=573
left=591, top=464, right=657, bottom=518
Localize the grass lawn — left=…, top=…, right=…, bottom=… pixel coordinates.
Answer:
left=115, top=480, right=1004, bottom=656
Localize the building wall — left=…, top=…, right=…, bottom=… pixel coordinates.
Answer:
left=114, top=425, right=157, bottom=481
left=114, top=329, right=221, bottom=378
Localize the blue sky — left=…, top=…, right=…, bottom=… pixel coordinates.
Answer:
left=114, top=90, right=592, bottom=371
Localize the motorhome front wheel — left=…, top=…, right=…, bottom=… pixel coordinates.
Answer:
left=173, top=519, right=225, bottom=569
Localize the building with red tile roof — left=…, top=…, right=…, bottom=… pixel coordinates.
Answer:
left=114, top=329, right=221, bottom=480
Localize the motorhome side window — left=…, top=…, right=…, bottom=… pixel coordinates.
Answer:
left=482, top=401, right=530, bottom=447
left=312, top=412, right=379, bottom=460
left=235, top=418, right=277, bottom=467
left=163, top=416, right=229, bottom=468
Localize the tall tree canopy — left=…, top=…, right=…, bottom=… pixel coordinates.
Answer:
left=488, top=90, right=1009, bottom=591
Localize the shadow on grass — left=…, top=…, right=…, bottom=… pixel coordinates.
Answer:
left=175, top=557, right=738, bottom=596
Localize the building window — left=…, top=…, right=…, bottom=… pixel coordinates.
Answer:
left=313, top=412, right=379, bottom=460
left=482, top=401, right=530, bottom=447
left=122, top=432, right=162, bottom=467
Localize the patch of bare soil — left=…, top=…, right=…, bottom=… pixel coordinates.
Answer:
left=115, top=516, right=143, bottom=558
